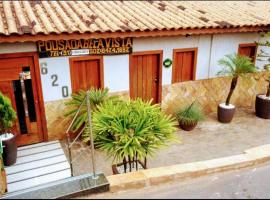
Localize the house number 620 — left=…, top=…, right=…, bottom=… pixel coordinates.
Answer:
left=40, top=62, right=70, bottom=98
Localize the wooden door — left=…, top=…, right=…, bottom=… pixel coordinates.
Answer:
left=130, top=51, right=162, bottom=104
left=69, top=56, right=104, bottom=93
left=0, top=56, right=44, bottom=146
left=238, top=44, right=257, bottom=63
left=172, top=48, right=197, bottom=83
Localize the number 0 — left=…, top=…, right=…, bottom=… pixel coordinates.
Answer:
left=62, top=86, right=69, bottom=97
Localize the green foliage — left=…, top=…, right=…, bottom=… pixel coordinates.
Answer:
left=0, top=92, right=16, bottom=133
left=85, top=98, right=178, bottom=164
left=65, top=88, right=119, bottom=132
left=217, top=53, right=257, bottom=78
left=176, top=102, right=204, bottom=125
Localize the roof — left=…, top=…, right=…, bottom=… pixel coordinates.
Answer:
left=0, top=1, right=270, bottom=38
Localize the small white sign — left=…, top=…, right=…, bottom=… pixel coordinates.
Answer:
left=71, top=49, right=90, bottom=56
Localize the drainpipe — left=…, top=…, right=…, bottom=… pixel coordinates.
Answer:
left=208, top=34, right=214, bottom=78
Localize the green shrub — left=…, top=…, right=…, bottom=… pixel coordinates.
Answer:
left=85, top=99, right=178, bottom=165
left=0, top=92, right=16, bottom=133
left=65, top=88, right=119, bottom=132
left=176, top=102, right=204, bottom=125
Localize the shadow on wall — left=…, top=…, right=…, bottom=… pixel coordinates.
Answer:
left=44, top=72, right=269, bottom=141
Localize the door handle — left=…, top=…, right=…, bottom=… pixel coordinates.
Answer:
left=154, top=78, right=158, bottom=83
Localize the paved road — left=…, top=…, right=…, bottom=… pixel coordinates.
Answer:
left=82, top=162, right=270, bottom=199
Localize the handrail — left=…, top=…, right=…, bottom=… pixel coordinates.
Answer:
left=64, top=91, right=98, bottom=179
left=86, top=90, right=97, bottom=179
left=65, top=95, right=87, bottom=177
left=66, top=90, right=98, bottom=179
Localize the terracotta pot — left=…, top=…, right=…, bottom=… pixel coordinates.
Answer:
left=255, top=94, right=270, bottom=119
left=2, top=134, right=17, bottom=166
left=178, top=120, right=198, bottom=131
left=217, top=104, right=236, bottom=123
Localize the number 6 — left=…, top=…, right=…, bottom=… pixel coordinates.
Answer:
left=40, top=62, right=48, bottom=75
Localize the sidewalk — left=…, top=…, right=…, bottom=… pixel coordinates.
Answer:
left=61, top=108, right=270, bottom=177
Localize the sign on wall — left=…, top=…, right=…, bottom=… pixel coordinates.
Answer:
left=37, top=38, right=133, bottom=58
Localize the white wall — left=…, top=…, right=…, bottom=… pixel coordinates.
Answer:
left=209, top=33, right=262, bottom=77
left=133, top=35, right=212, bottom=83
left=103, top=55, right=129, bottom=92
left=39, top=57, right=72, bottom=102
left=0, top=32, right=269, bottom=103
left=0, top=42, right=36, bottom=54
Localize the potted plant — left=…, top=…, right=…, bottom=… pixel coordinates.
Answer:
left=0, top=92, right=17, bottom=166
left=255, top=67, right=270, bottom=119
left=176, top=101, right=204, bottom=131
left=85, top=99, right=178, bottom=174
left=217, top=54, right=257, bottom=123
left=255, top=34, right=270, bottom=119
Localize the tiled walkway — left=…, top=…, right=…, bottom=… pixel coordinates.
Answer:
left=60, top=108, right=270, bottom=176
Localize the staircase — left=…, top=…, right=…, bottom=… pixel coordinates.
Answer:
left=4, top=140, right=71, bottom=193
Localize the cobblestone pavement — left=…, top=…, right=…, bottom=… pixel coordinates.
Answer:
left=81, top=162, right=270, bottom=199
left=60, top=108, right=270, bottom=176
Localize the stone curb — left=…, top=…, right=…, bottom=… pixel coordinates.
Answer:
left=107, top=144, right=270, bottom=192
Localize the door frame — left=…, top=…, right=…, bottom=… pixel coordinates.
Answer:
left=172, top=47, right=198, bottom=83
left=129, top=50, right=163, bottom=103
left=69, top=55, right=104, bottom=93
left=238, top=43, right=258, bottom=63
left=0, top=52, right=48, bottom=142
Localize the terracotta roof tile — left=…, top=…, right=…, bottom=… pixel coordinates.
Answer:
left=0, top=1, right=270, bottom=36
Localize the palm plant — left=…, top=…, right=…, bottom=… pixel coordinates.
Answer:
left=65, top=88, right=119, bottom=133
left=217, top=54, right=257, bottom=106
left=86, top=98, right=178, bottom=173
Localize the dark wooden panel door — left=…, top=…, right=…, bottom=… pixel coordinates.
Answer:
left=172, top=49, right=197, bottom=83
left=70, top=56, right=104, bottom=93
left=130, top=51, right=162, bottom=104
left=0, top=56, right=43, bottom=146
left=238, top=44, right=257, bottom=63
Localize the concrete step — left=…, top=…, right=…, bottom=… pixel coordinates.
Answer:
left=2, top=173, right=109, bottom=199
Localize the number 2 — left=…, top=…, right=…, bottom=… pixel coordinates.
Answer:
left=51, top=74, right=59, bottom=86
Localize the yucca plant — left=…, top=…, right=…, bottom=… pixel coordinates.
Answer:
left=217, top=53, right=257, bottom=106
left=176, top=101, right=204, bottom=131
left=65, top=88, right=119, bottom=133
left=85, top=98, right=178, bottom=173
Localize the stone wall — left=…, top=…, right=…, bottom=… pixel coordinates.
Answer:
left=162, top=72, right=270, bottom=115
left=45, top=72, right=269, bottom=141
left=44, top=91, right=130, bottom=141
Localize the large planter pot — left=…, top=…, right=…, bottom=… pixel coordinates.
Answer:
left=0, top=133, right=17, bottom=166
left=255, top=94, right=270, bottom=119
left=178, top=120, right=198, bottom=131
left=112, top=159, right=146, bottom=175
left=217, top=103, right=236, bottom=123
